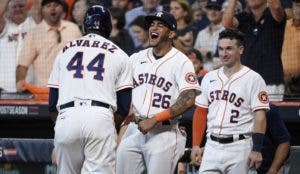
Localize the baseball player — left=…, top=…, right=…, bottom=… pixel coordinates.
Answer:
left=47, top=5, right=133, bottom=174
left=191, top=28, right=270, bottom=173
left=116, top=11, right=201, bottom=174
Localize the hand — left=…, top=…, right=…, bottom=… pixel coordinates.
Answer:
left=248, top=151, right=263, bottom=169
left=190, top=146, right=204, bottom=166
left=137, top=117, right=157, bottom=134
left=51, top=148, right=57, bottom=165
left=124, top=113, right=136, bottom=125
left=16, top=80, right=26, bottom=93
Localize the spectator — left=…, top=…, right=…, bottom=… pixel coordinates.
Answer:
left=194, top=0, right=224, bottom=71
left=70, top=0, right=87, bottom=32
left=222, top=0, right=243, bottom=14
left=281, top=0, right=300, bottom=95
left=282, top=0, right=293, bottom=19
left=0, top=0, right=41, bottom=93
left=170, top=0, right=195, bottom=53
left=112, top=0, right=137, bottom=12
left=129, top=15, right=150, bottom=52
left=125, top=0, right=163, bottom=47
left=190, top=2, right=210, bottom=33
left=16, top=0, right=81, bottom=92
left=257, top=104, right=290, bottom=174
left=222, top=0, right=286, bottom=101
left=110, top=7, right=135, bottom=55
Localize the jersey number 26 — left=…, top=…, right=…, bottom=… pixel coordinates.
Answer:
left=67, top=51, right=105, bottom=80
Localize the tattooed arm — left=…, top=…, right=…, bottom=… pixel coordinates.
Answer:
left=169, top=89, right=197, bottom=118
left=138, top=89, right=198, bottom=134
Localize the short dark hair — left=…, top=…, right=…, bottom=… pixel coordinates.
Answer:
left=130, top=16, right=149, bottom=30
left=218, top=28, right=245, bottom=46
left=185, top=48, right=203, bottom=62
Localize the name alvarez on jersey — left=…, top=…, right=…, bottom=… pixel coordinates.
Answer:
left=62, top=39, right=118, bottom=53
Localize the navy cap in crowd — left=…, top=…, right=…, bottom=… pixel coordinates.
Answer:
left=145, top=11, right=177, bottom=31
left=206, top=0, right=224, bottom=10
left=42, top=0, right=64, bottom=6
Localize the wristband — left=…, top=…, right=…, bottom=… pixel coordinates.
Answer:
left=252, top=133, right=265, bottom=152
left=154, top=109, right=172, bottom=122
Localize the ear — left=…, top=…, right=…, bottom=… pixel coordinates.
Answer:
left=169, top=30, right=176, bottom=39
left=239, top=45, right=244, bottom=54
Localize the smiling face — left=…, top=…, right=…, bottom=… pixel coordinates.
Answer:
left=42, top=2, right=64, bottom=26
left=148, top=20, right=175, bottom=48
left=218, top=38, right=244, bottom=68
left=206, top=7, right=222, bottom=24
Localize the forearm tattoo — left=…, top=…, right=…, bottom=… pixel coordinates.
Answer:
left=169, top=89, right=196, bottom=118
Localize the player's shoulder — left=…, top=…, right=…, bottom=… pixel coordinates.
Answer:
left=243, top=66, right=265, bottom=80
left=129, top=48, right=151, bottom=62
left=169, top=47, right=192, bottom=64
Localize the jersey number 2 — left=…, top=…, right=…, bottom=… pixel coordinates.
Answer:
left=230, top=109, right=239, bottom=123
left=67, top=52, right=105, bottom=80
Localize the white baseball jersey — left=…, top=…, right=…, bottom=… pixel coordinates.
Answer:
left=130, top=47, right=201, bottom=120
left=117, top=47, right=200, bottom=174
left=48, top=34, right=133, bottom=111
left=0, top=17, right=35, bottom=92
left=196, top=66, right=269, bottom=135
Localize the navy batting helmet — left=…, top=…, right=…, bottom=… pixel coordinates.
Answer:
left=83, top=5, right=112, bottom=38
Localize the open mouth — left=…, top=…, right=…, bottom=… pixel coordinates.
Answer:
left=50, top=12, right=57, bottom=17
left=150, top=32, right=159, bottom=39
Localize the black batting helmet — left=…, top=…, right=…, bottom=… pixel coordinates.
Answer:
left=83, top=5, right=112, bottom=38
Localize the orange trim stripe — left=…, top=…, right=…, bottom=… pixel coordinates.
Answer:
left=0, top=100, right=48, bottom=105
left=195, top=101, right=209, bottom=108
left=47, top=84, right=59, bottom=87
left=252, top=106, right=270, bottom=111
left=178, top=86, right=201, bottom=93
left=216, top=69, right=224, bottom=134
left=116, top=84, right=134, bottom=90
left=218, top=68, right=251, bottom=134
left=146, top=50, right=179, bottom=117
left=142, top=89, right=148, bottom=105
left=146, top=49, right=153, bottom=63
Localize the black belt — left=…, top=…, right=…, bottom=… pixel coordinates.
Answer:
left=59, top=100, right=110, bottom=110
left=210, top=134, right=245, bottom=144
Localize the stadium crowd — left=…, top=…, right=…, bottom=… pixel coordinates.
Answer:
left=0, top=0, right=299, bottom=174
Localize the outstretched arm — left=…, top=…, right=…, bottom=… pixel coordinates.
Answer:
left=0, top=0, right=9, bottom=33
left=222, top=0, right=239, bottom=28
left=30, top=0, right=42, bottom=24
left=138, top=89, right=197, bottom=134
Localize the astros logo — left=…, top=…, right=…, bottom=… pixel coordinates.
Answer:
left=258, top=91, right=269, bottom=104
left=156, top=12, right=163, bottom=17
left=185, top=72, right=197, bottom=84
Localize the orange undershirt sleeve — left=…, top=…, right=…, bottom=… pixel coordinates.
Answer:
left=192, top=106, right=208, bottom=147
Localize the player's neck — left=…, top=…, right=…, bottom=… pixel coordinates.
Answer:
left=152, top=44, right=172, bottom=57
left=223, top=63, right=242, bottom=77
